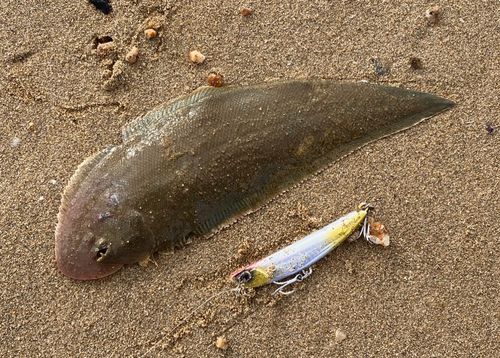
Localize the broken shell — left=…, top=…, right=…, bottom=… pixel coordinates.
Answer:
left=335, top=329, right=347, bottom=342
left=206, top=72, right=223, bottom=87
left=144, top=29, right=157, bottom=39
left=367, top=221, right=390, bottom=247
left=215, top=336, right=228, bottom=350
left=125, top=46, right=139, bottom=64
left=189, top=50, right=205, bottom=64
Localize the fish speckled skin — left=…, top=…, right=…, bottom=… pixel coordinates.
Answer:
left=55, top=79, right=453, bottom=280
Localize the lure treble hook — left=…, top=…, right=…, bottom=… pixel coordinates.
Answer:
left=272, top=267, right=313, bottom=296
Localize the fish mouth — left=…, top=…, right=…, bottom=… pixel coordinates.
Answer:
left=55, top=230, right=123, bottom=280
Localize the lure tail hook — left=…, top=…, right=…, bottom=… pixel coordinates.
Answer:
left=357, top=214, right=371, bottom=242
left=356, top=203, right=374, bottom=243
left=272, top=267, right=313, bottom=296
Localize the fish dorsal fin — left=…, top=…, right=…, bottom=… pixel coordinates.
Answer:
left=58, top=145, right=114, bottom=217
left=121, top=86, right=221, bottom=142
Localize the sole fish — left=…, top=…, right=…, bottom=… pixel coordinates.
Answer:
left=55, top=79, right=453, bottom=280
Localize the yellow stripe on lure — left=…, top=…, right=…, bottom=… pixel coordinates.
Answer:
left=230, top=203, right=372, bottom=294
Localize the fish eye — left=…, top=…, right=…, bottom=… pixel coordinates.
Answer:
left=237, top=270, right=253, bottom=284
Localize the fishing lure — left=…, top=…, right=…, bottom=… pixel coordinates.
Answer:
left=55, top=79, right=452, bottom=280
left=137, top=204, right=384, bottom=356
left=231, top=203, right=377, bottom=295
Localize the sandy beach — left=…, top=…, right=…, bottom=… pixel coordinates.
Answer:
left=1, top=0, right=499, bottom=356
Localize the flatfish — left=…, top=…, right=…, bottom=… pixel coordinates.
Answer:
left=55, top=79, right=453, bottom=280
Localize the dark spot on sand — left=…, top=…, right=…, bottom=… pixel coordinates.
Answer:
left=409, top=57, right=423, bottom=70
left=89, top=0, right=111, bottom=15
left=10, top=50, right=35, bottom=64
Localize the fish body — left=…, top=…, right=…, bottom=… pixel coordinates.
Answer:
left=230, top=204, right=370, bottom=289
left=55, top=79, right=453, bottom=280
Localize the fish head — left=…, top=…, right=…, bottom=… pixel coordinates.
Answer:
left=55, top=153, right=156, bottom=280
left=56, top=191, right=156, bottom=280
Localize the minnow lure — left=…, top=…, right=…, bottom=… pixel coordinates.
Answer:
left=55, top=79, right=453, bottom=280
left=231, top=203, right=374, bottom=294
left=138, top=204, right=378, bottom=357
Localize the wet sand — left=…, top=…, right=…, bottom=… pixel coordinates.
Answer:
left=1, top=1, right=499, bottom=356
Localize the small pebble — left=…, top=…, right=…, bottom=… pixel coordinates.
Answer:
left=28, top=121, right=36, bottom=130
left=371, top=58, right=389, bottom=76
left=215, top=336, right=228, bottom=350
left=189, top=50, right=206, bottom=64
left=335, top=329, right=347, bottom=342
left=206, top=72, right=223, bottom=87
left=144, top=29, right=157, bottom=39
left=96, top=41, right=116, bottom=56
left=486, top=124, right=494, bottom=134
left=426, top=6, right=440, bottom=25
left=11, top=137, right=21, bottom=147
left=39, top=196, right=44, bottom=202
left=125, top=46, right=139, bottom=64
left=240, top=7, right=252, bottom=16
left=50, top=179, right=58, bottom=185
